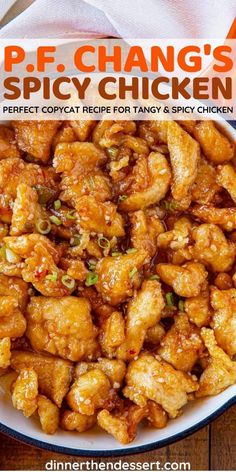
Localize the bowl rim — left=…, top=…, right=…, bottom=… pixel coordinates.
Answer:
left=0, top=395, right=235, bottom=456
left=0, top=121, right=236, bottom=458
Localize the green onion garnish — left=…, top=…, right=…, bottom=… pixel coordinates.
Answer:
left=107, top=147, right=118, bottom=159
left=46, top=272, right=58, bottom=283
left=98, top=236, right=110, bottom=249
left=129, top=267, right=138, bottom=279
left=111, top=251, right=122, bottom=257
left=86, top=176, right=95, bottom=189
left=85, top=271, right=98, bottom=286
left=166, top=292, right=174, bottom=306
left=149, top=274, right=160, bottom=281
left=126, top=248, right=137, bottom=254
left=49, top=215, right=62, bottom=226
left=70, top=234, right=82, bottom=247
left=88, top=260, right=97, bottom=271
left=66, top=210, right=76, bottom=220
left=36, top=219, right=52, bottom=234
left=178, top=300, right=185, bottom=312
left=54, top=200, right=61, bottom=210
left=118, top=195, right=128, bottom=202
left=61, top=275, right=76, bottom=290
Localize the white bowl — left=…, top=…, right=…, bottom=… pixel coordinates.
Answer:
left=0, top=120, right=236, bottom=457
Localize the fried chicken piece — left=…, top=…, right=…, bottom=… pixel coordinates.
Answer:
left=196, top=328, right=236, bottom=397
left=156, top=262, right=208, bottom=297
left=190, top=224, right=236, bottom=272
left=0, top=337, right=11, bottom=368
left=12, top=120, right=60, bottom=162
left=168, top=121, right=200, bottom=201
left=158, top=314, right=204, bottom=372
left=95, top=250, right=147, bottom=305
left=124, top=354, right=198, bottom=418
left=67, top=369, right=115, bottom=416
left=210, top=287, right=236, bottom=357
left=11, top=351, right=73, bottom=407
left=26, top=296, right=99, bottom=362
left=37, top=395, right=59, bottom=434
left=118, top=153, right=171, bottom=212
left=117, top=280, right=165, bottom=360
left=12, top=368, right=38, bottom=417
left=61, top=410, right=96, bottom=432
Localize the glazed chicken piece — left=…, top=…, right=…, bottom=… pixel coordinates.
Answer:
left=61, top=410, right=97, bottom=433
left=130, top=209, right=164, bottom=261
left=11, top=368, right=38, bottom=417
left=11, top=350, right=73, bottom=407
left=76, top=196, right=125, bottom=238
left=95, top=249, right=148, bottom=305
left=0, top=125, right=20, bottom=159
left=191, top=205, right=236, bottom=231
left=75, top=358, right=126, bottom=389
left=26, top=296, right=99, bottom=362
left=158, top=313, right=204, bottom=372
left=123, top=354, right=198, bottom=418
left=67, top=369, right=116, bottom=415
left=69, top=120, right=96, bottom=141
left=53, top=142, right=110, bottom=205
left=190, top=224, right=236, bottom=272
left=10, top=183, right=49, bottom=236
left=167, top=121, right=200, bottom=201
left=12, top=120, right=61, bottom=162
left=98, top=400, right=168, bottom=444
left=156, top=262, right=208, bottom=297
left=191, top=158, right=220, bottom=204
left=191, top=121, right=235, bottom=164
left=185, top=284, right=212, bottom=328
left=0, top=337, right=11, bottom=369
left=0, top=157, right=57, bottom=223
left=116, top=280, right=165, bottom=361
left=0, top=296, right=26, bottom=339
left=196, top=328, right=236, bottom=397
left=210, top=287, right=236, bottom=357
left=99, top=311, right=125, bottom=358
left=37, top=395, right=60, bottom=434
left=118, top=152, right=171, bottom=212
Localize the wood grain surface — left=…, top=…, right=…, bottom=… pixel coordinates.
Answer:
left=0, top=405, right=235, bottom=471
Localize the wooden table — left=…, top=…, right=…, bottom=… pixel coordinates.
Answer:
left=0, top=405, right=235, bottom=471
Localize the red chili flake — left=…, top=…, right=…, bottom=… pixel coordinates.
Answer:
left=129, top=349, right=136, bottom=355
left=34, top=268, right=48, bottom=280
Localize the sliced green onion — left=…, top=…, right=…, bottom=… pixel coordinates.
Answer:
left=149, top=274, right=160, bottom=281
left=98, top=236, right=110, bottom=249
left=118, top=195, right=128, bottom=202
left=126, top=248, right=137, bottom=254
left=54, top=199, right=61, bottom=210
left=70, top=234, right=82, bottom=247
left=107, top=147, right=119, bottom=159
left=161, top=200, right=179, bottom=212
left=85, top=271, right=98, bottom=286
left=46, top=272, right=58, bottom=283
left=66, top=210, right=76, bottom=220
left=111, top=251, right=122, bottom=257
left=178, top=300, right=185, bottom=312
left=33, top=185, right=56, bottom=205
left=61, top=275, right=76, bottom=290
left=129, top=267, right=138, bottom=279
left=36, top=219, right=52, bottom=234
left=86, top=176, right=95, bottom=189
left=166, top=292, right=174, bottom=306
left=88, top=260, right=97, bottom=271
left=49, top=215, right=62, bottom=226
